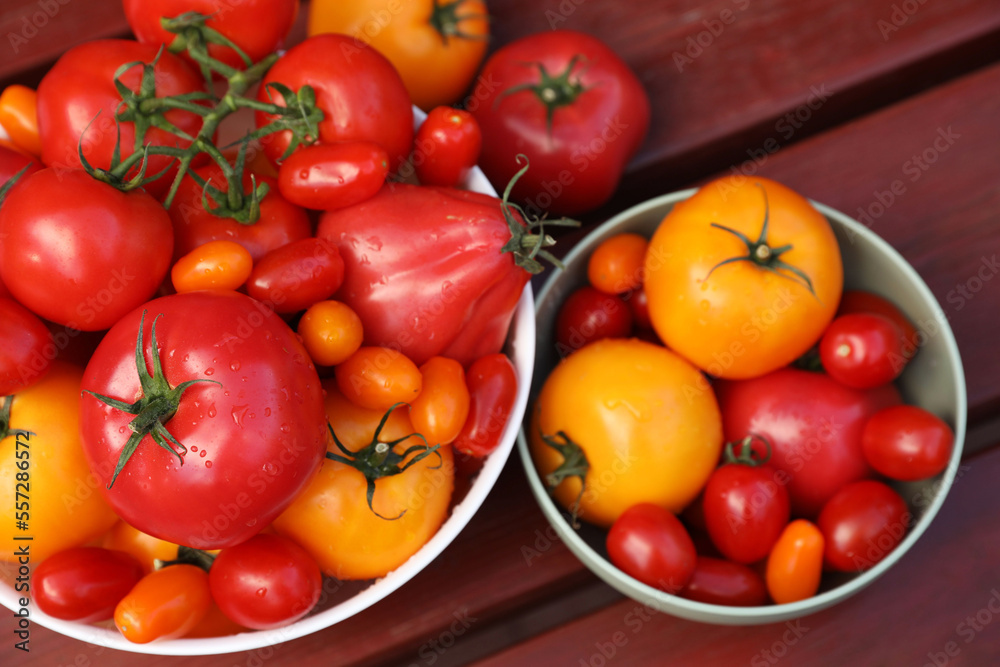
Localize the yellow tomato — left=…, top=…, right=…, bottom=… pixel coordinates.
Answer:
left=308, top=0, right=489, bottom=111
left=0, top=361, right=118, bottom=562
left=272, top=379, right=454, bottom=580
left=101, top=521, right=182, bottom=575
left=529, top=338, right=723, bottom=528
left=644, top=176, right=842, bottom=379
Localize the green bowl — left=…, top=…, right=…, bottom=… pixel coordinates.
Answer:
left=517, top=188, right=967, bottom=625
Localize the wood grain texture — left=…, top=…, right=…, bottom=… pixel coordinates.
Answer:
left=477, top=445, right=1000, bottom=666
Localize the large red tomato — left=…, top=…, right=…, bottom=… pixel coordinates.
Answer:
left=79, top=291, right=327, bottom=548
left=124, top=0, right=299, bottom=71
left=715, top=368, right=901, bottom=517
left=254, top=34, right=413, bottom=171
left=0, top=169, right=173, bottom=331
left=470, top=30, right=650, bottom=216
left=36, top=40, right=204, bottom=197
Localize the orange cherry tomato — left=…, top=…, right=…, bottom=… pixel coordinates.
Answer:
left=298, top=300, right=365, bottom=367
left=336, top=346, right=422, bottom=411
left=408, top=356, right=470, bottom=445
left=101, top=521, right=182, bottom=575
left=171, top=240, right=253, bottom=293
left=114, top=564, right=212, bottom=644
left=588, top=233, right=649, bottom=295
left=765, top=519, right=825, bottom=604
left=0, top=85, right=41, bottom=157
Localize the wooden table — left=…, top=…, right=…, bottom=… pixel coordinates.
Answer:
left=4, top=1, right=1000, bottom=664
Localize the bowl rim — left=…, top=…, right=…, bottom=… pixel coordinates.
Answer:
left=0, top=107, right=537, bottom=654
left=517, top=187, right=968, bottom=625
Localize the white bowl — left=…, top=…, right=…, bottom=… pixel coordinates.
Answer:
left=517, top=188, right=966, bottom=625
left=0, top=108, right=534, bottom=653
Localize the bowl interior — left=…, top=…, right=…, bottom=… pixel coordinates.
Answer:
left=518, top=189, right=967, bottom=625
left=0, top=108, right=535, bottom=654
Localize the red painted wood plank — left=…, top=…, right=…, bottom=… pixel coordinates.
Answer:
left=476, top=445, right=1000, bottom=666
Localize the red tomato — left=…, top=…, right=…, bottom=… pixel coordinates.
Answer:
left=470, top=30, right=650, bottom=216
left=679, top=557, right=768, bottom=607
left=554, top=286, right=633, bottom=356
left=318, top=183, right=536, bottom=366
left=409, top=357, right=470, bottom=445
left=0, top=298, right=53, bottom=395
left=817, top=480, right=909, bottom=572
left=277, top=142, right=388, bottom=210
left=625, top=286, right=653, bottom=330
left=255, top=34, right=413, bottom=171
left=168, top=162, right=311, bottom=262
left=837, top=290, right=918, bottom=359
left=0, top=144, right=40, bottom=187
left=209, top=533, right=322, bottom=630
left=246, top=237, right=346, bottom=314
left=606, top=503, right=697, bottom=593
left=452, top=354, right=518, bottom=458
left=716, top=368, right=902, bottom=517
left=702, top=439, right=790, bottom=564
left=123, top=0, right=299, bottom=71
left=862, top=405, right=954, bottom=481
left=32, top=547, right=144, bottom=623
left=414, top=107, right=482, bottom=187
left=0, top=169, right=173, bottom=331
left=79, top=291, right=328, bottom=548
left=819, top=313, right=906, bottom=389
left=36, top=40, right=203, bottom=197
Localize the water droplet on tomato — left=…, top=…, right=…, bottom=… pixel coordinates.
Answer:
left=190, top=446, right=198, bottom=453
left=280, top=424, right=290, bottom=434
left=231, top=404, right=250, bottom=427
left=205, top=460, right=213, bottom=468
left=699, top=282, right=709, bottom=292
left=264, top=408, right=271, bottom=417
left=256, top=587, right=267, bottom=597
left=207, top=405, right=217, bottom=418
left=200, top=450, right=207, bottom=458
left=183, top=354, right=190, bottom=362
left=299, top=169, right=309, bottom=179
left=205, top=368, right=215, bottom=376
left=230, top=360, right=241, bottom=371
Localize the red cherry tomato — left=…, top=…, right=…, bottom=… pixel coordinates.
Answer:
left=209, top=533, right=322, bottom=630
left=246, top=237, right=345, bottom=313
left=862, top=405, right=954, bottom=481
left=819, top=313, right=906, bottom=389
left=837, top=290, right=918, bottom=359
left=679, top=557, right=768, bottom=607
left=452, top=354, right=518, bottom=458
left=716, top=368, right=902, bottom=517
left=0, top=298, right=54, bottom=395
left=33, top=547, right=144, bottom=623
left=278, top=142, right=389, bottom=211
left=555, top=286, right=633, bottom=356
left=702, top=438, right=790, bottom=564
left=255, top=34, right=413, bottom=171
left=625, top=286, right=653, bottom=330
left=817, top=480, right=909, bottom=572
left=606, top=503, right=696, bottom=594
left=414, top=107, right=482, bottom=188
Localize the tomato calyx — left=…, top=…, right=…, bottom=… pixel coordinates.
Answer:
left=0, top=396, right=34, bottom=442
left=160, top=11, right=254, bottom=79
left=498, top=55, right=589, bottom=134
left=538, top=430, right=589, bottom=529
left=325, top=404, right=443, bottom=521
left=721, top=434, right=772, bottom=467
left=187, top=138, right=268, bottom=225
left=155, top=545, right=216, bottom=573
left=429, top=0, right=490, bottom=44
left=499, top=155, right=580, bottom=274
left=84, top=312, right=221, bottom=489
left=0, top=163, right=32, bottom=204
left=705, top=183, right=817, bottom=297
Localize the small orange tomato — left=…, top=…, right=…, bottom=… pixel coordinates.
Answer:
left=766, top=519, right=825, bottom=604
left=114, top=564, right=211, bottom=644
left=101, top=521, right=181, bottom=575
left=171, top=240, right=252, bottom=293
left=336, top=346, right=422, bottom=411
left=0, top=85, right=41, bottom=157
left=298, top=300, right=364, bottom=367
left=409, top=357, right=470, bottom=445
left=588, top=233, right=649, bottom=295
